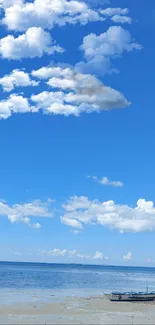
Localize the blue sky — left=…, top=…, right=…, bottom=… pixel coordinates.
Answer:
left=0, top=0, right=154, bottom=266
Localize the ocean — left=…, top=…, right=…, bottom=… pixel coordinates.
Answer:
left=0, top=262, right=155, bottom=294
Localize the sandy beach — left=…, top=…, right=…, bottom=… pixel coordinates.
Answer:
left=0, top=292, right=155, bottom=324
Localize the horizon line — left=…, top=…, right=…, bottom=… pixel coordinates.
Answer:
left=0, top=260, right=154, bottom=269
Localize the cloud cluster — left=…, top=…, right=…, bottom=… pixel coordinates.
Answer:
left=3, top=195, right=155, bottom=235
left=0, top=69, right=39, bottom=92
left=111, top=16, right=132, bottom=24
left=40, top=248, right=105, bottom=260
left=1, top=0, right=104, bottom=32
left=0, top=27, right=63, bottom=60
left=88, top=175, right=124, bottom=187
left=0, top=0, right=23, bottom=8
left=123, top=252, right=132, bottom=261
left=0, top=65, right=130, bottom=119
left=0, top=199, right=52, bottom=227
left=1, top=0, right=131, bottom=34
left=40, top=248, right=67, bottom=257
left=81, top=27, right=138, bottom=60
left=31, top=65, right=130, bottom=116
left=77, top=26, right=141, bottom=75
left=100, top=8, right=129, bottom=16
left=0, top=94, right=35, bottom=119
left=0, top=4, right=140, bottom=120
left=61, top=197, right=155, bottom=233
left=100, top=7, right=132, bottom=24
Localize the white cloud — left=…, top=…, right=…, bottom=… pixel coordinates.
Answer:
left=0, top=199, right=52, bottom=227
left=31, top=65, right=130, bottom=116
left=62, top=196, right=90, bottom=212
left=100, top=8, right=129, bottom=16
left=71, top=230, right=80, bottom=234
left=0, top=27, right=63, bottom=60
left=61, top=216, right=83, bottom=229
left=111, top=15, right=132, bottom=24
left=52, top=249, right=67, bottom=256
left=0, top=69, right=39, bottom=92
left=68, top=249, right=77, bottom=256
left=9, top=86, right=128, bottom=118
left=0, top=0, right=23, bottom=9
left=32, top=66, right=74, bottom=80
left=0, top=94, right=35, bottom=119
left=78, top=252, right=88, bottom=258
left=31, top=91, right=79, bottom=116
left=13, top=252, right=23, bottom=256
left=40, top=248, right=105, bottom=260
left=47, top=77, right=76, bottom=90
left=89, top=175, right=124, bottom=187
left=77, top=26, right=142, bottom=75
left=10, top=251, right=23, bottom=258
left=73, top=250, right=106, bottom=260
left=1, top=0, right=104, bottom=31
left=40, top=248, right=67, bottom=257
left=93, top=251, right=105, bottom=260
left=81, top=26, right=141, bottom=58
left=123, top=252, right=132, bottom=261
left=30, top=222, right=42, bottom=229
left=61, top=197, right=155, bottom=233
left=147, top=258, right=155, bottom=263
left=0, top=65, right=130, bottom=119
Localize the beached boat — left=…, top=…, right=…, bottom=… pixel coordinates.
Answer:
left=105, top=291, right=155, bottom=302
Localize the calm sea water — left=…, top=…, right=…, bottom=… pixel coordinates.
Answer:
left=0, top=262, right=155, bottom=294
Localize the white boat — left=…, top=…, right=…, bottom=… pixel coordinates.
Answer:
left=105, top=291, right=155, bottom=301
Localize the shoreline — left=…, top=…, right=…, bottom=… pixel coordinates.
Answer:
left=0, top=290, right=155, bottom=324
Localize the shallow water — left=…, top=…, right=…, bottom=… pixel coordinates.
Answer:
left=0, top=262, right=155, bottom=294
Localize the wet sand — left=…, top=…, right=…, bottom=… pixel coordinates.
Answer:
left=0, top=293, right=155, bottom=324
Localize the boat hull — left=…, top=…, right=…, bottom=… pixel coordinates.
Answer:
left=106, top=293, right=155, bottom=302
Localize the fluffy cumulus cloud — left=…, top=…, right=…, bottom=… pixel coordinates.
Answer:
left=93, top=251, right=105, bottom=260
left=0, top=0, right=108, bottom=9
left=88, top=175, right=124, bottom=187
left=123, top=252, right=132, bottom=261
left=0, top=199, right=52, bottom=228
left=31, top=65, right=130, bottom=116
left=100, top=7, right=132, bottom=24
left=100, top=8, right=129, bottom=16
left=40, top=248, right=105, bottom=260
left=0, top=5, right=141, bottom=119
left=0, top=64, right=130, bottom=119
left=61, top=197, right=155, bottom=233
left=77, top=26, right=142, bottom=75
left=1, top=1, right=132, bottom=31
left=30, top=222, right=42, bottom=229
left=0, top=0, right=23, bottom=8
left=31, top=87, right=129, bottom=116
left=1, top=0, right=104, bottom=31
left=111, top=15, right=132, bottom=24
left=0, top=94, right=35, bottom=119
left=32, top=66, right=75, bottom=80
left=81, top=26, right=141, bottom=58
left=0, top=69, right=39, bottom=92
left=0, top=27, right=63, bottom=60
left=61, top=216, right=83, bottom=229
